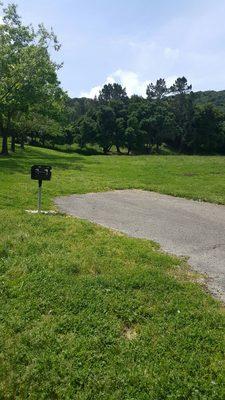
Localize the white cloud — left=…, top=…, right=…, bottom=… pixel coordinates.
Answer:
left=80, top=85, right=102, bottom=98
left=80, top=69, right=179, bottom=98
left=80, top=75, right=116, bottom=98
left=112, top=69, right=150, bottom=97
left=80, top=69, right=149, bottom=98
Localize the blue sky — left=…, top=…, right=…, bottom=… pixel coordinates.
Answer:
left=3, top=0, right=225, bottom=97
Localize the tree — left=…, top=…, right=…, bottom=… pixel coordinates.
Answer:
left=125, top=113, right=140, bottom=154
left=169, top=77, right=192, bottom=152
left=75, top=116, right=97, bottom=148
left=114, top=117, right=126, bottom=153
left=150, top=102, right=177, bottom=152
left=67, top=97, right=97, bottom=121
left=146, top=78, right=168, bottom=101
left=64, top=125, right=74, bottom=150
left=0, top=2, right=62, bottom=155
left=125, top=127, right=136, bottom=154
left=170, top=77, right=192, bottom=95
left=192, top=104, right=224, bottom=154
left=13, top=112, right=63, bottom=149
left=96, top=106, right=116, bottom=154
left=139, top=118, right=154, bottom=153
left=98, top=83, right=128, bottom=103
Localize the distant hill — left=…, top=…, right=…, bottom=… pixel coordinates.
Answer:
left=192, top=90, right=225, bottom=109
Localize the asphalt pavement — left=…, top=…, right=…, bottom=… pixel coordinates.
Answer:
left=55, top=190, right=225, bottom=301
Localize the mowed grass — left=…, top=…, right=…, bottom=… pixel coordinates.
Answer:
left=1, top=145, right=225, bottom=209
left=1, top=146, right=225, bottom=399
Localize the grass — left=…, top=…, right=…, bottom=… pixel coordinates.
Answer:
left=1, top=146, right=225, bottom=399
left=2, top=146, right=225, bottom=210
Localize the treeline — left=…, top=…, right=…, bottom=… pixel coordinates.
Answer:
left=72, top=80, right=225, bottom=155
left=1, top=3, right=225, bottom=156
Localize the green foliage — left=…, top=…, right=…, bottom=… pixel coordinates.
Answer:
left=192, top=104, right=225, bottom=153
left=0, top=2, right=65, bottom=154
left=114, top=117, right=126, bottom=152
left=69, top=80, right=225, bottom=156
left=170, top=76, right=192, bottom=95
left=146, top=78, right=168, bottom=100
left=99, top=83, right=128, bottom=103
left=67, top=97, right=97, bottom=121
left=75, top=115, right=97, bottom=148
left=193, top=90, right=225, bottom=110
left=96, top=106, right=116, bottom=153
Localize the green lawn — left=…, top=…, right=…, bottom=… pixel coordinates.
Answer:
left=1, top=146, right=225, bottom=399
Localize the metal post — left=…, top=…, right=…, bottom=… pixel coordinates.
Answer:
left=38, top=180, right=42, bottom=213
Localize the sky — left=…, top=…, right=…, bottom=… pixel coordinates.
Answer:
left=2, top=0, right=225, bottom=98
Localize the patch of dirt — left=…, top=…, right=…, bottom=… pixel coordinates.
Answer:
left=123, top=326, right=138, bottom=340
left=182, top=172, right=198, bottom=177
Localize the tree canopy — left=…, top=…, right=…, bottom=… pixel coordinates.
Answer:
left=0, top=2, right=65, bottom=154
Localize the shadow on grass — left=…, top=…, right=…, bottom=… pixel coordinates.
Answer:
left=0, top=146, right=102, bottom=175
left=54, top=146, right=103, bottom=156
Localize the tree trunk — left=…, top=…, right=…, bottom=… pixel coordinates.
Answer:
left=1, top=111, right=12, bottom=155
left=1, top=131, right=8, bottom=155
left=11, top=132, right=15, bottom=152
left=179, top=135, right=185, bottom=153
left=156, top=142, right=160, bottom=153
left=20, top=134, right=25, bottom=149
left=0, top=113, right=8, bottom=155
left=146, top=143, right=152, bottom=154
left=103, top=145, right=111, bottom=154
left=41, top=135, right=45, bottom=147
left=116, top=145, right=121, bottom=154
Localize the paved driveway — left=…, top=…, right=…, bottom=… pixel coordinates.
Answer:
left=55, top=190, right=225, bottom=301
